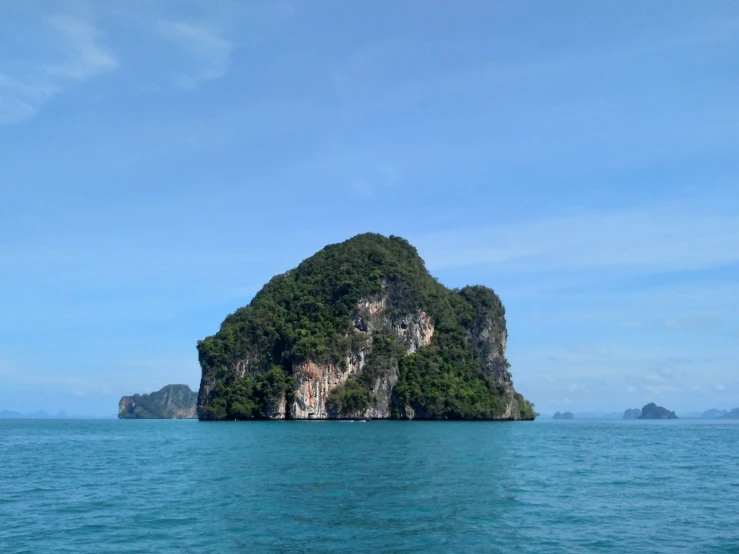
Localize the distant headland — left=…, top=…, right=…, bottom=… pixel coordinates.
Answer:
left=118, top=384, right=197, bottom=419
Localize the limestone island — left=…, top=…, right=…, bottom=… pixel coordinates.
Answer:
left=197, top=233, right=535, bottom=421
left=119, top=384, right=197, bottom=419
left=701, top=409, right=728, bottom=419
left=638, top=402, right=678, bottom=420
left=552, top=412, right=575, bottom=420
left=623, top=408, right=642, bottom=419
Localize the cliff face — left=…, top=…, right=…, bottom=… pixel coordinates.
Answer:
left=118, top=384, right=197, bottom=419
left=197, top=234, right=535, bottom=421
left=284, top=292, right=432, bottom=419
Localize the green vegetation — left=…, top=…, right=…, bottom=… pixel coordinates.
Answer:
left=198, top=233, right=535, bottom=420
left=515, top=393, right=537, bottom=420
left=326, top=379, right=371, bottom=417
left=204, top=367, right=295, bottom=420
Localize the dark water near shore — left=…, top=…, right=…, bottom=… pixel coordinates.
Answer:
left=2, top=419, right=739, bottom=553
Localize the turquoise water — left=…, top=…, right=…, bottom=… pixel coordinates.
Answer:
left=2, top=420, right=739, bottom=553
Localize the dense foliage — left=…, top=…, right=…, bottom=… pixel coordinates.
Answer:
left=204, top=367, right=295, bottom=420
left=198, top=233, right=535, bottom=420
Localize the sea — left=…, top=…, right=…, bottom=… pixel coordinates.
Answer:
left=1, top=419, right=738, bottom=553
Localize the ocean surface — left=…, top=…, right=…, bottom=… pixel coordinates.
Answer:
left=2, top=420, right=738, bottom=553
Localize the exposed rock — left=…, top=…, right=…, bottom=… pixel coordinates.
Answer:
left=623, top=408, right=642, bottom=420
left=119, top=384, right=197, bottom=419
left=638, top=402, right=678, bottom=420
left=553, top=411, right=575, bottom=420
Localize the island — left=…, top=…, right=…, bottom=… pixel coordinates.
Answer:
left=552, top=412, right=575, bottom=420
left=118, top=384, right=197, bottom=419
left=197, top=233, right=536, bottom=421
left=721, top=408, right=739, bottom=419
left=638, top=402, right=678, bottom=420
left=702, top=409, right=729, bottom=419
left=623, top=408, right=642, bottom=419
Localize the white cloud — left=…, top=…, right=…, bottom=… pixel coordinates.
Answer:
left=0, top=12, right=117, bottom=124
left=157, top=21, right=232, bottom=89
left=713, top=384, right=726, bottom=393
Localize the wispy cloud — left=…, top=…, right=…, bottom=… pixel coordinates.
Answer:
left=157, top=21, right=233, bottom=89
left=417, top=200, right=739, bottom=275
left=664, top=315, right=722, bottom=330
left=47, top=14, right=118, bottom=80
left=644, top=384, right=678, bottom=395
left=0, top=12, right=117, bottom=124
left=571, top=346, right=613, bottom=358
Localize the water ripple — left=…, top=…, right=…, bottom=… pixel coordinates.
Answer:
left=1, top=419, right=739, bottom=552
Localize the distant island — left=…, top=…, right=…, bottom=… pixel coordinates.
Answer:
left=721, top=408, right=739, bottom=420
left=623, top=408, right=642, bottom=419
left=703, top=409, right=729, bottom=419
left=639, top=402, right=678, bottom=420
left=552, top=411, right=575, bottom=420
left=118, top=384, right=197, bottom=419
left=196, top=234, right=535, bottom=421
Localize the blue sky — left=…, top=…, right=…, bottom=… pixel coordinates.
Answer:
left=1, top=0, right=737, bottom=416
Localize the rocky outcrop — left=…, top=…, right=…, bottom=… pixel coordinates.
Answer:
left=623, top=408, right=642, bottom=419
left=638, top=402, right=678, bottom=420
left=553, top=411, right=575, bottom=420
left=291, top=360, right=347, bottom=419
left=196, top=233, right=535, bottom=421
left=119, top=384, right=197, bottom=419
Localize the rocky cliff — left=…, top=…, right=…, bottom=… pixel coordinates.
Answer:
left=197, top=234, right=535, bottom=421
left=118, top=384, right=197, bottom=419
left=638, top=402, right=678, bottom=420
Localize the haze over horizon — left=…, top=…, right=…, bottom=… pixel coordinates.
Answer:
left=1, top=1, right=737, bottom=416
